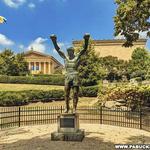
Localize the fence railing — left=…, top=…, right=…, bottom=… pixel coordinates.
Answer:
left=0, top=106, right=149, bottom=132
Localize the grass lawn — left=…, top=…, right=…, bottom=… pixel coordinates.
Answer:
left=0, top=83, right=64, bottom=91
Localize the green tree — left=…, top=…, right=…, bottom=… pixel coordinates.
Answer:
left=0, top=49, right=16, bottom=75
left=14, top=53, right=29, bottom=76
left=76, top=40, right=106, bottom=86
left=128, top=47, right=150, bottom=79
left=0, top=49, right=29, bottom=76
left=114, top=0, right=150, bottom=46
left=99, top=56, right=129, bottom=81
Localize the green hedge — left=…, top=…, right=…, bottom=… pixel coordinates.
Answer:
left=0, top=90, right=64, bottom=106
left=80, top=85, right=98, bottom=97
left=98, top=84, right=150, bottom=110
left=0, top=75, right=65, bottom=85
left=0, top=86, right=98, bottom=106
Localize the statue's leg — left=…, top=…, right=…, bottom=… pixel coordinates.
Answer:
left=73, top=86, right=79, bottom=113
left=64, top=84, right=71, bottom=113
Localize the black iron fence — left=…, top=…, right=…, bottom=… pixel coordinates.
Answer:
left=0, top=106, right=149, bottom=132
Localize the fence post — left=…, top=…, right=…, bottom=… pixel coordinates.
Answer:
left=140, top=107, right=142, bottom=129
left=18, top=107, right=21, bottom=127
left=100, top=106, right=102, bottom=124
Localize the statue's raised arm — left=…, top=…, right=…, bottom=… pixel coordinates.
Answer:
left=76, top=33, right=90, bottom=60
left=50, top=34, right=66, bottom=59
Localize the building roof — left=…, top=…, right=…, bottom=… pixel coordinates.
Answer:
left=24, top=50, right=63, bottom=67
left=73, top=39, right=147, bottom=46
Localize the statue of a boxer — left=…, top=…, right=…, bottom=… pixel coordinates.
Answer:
left=50, top=34, right=90, bottom=113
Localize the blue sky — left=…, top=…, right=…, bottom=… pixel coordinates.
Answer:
left=0, top=0, right=149, bottom=64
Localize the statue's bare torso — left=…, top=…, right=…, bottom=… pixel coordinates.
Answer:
left=64, top=56, right=79, bottom=86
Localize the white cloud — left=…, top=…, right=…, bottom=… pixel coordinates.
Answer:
left=3, top=0, right=66, bottom=9
left=58, top=42, right=65, bottom=48
left=0, top=34, right=14, bottom=46
left=28, top=2, right=36, bottom=9
left=18, top=44, right=24, bottom=49
left=27, top=37, right=47, bottom=53
left=3, top=0, right=26, bottom=8
left=52, top=42, right=70, bottom=53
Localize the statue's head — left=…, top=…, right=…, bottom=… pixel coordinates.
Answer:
left=67, top=47, right=75, bottom=59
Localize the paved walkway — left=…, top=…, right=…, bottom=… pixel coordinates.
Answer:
left=0, top=124, right=150, bottom=150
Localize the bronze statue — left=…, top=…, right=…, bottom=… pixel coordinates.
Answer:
left=50, top=34, right=90, bottom=113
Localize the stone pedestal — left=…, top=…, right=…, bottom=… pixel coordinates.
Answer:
left=51, top=113, right=85, bottom=141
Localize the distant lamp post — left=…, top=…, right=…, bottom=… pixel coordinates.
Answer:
left=0, top=16, right=7, bottom=24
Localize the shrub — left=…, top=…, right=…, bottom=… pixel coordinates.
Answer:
left=98, top=83, right=150, bottom=110
left=80, top=85, right=98, bottom=97
left=0, top=90, right=64, bottom=106
left=0, top=75, right=65, bottom=85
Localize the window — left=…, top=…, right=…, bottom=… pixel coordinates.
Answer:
left=31, top=65, right=34, bottom=70
left=36, top=66, right=39, bottom=70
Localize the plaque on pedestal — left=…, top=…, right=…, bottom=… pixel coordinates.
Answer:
left=51, top=113, right=84, bottom=141
left=58, top=113, right=79, bottom=133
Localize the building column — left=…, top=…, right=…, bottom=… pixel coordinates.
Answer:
left=39, top=62, right=41, bottom=72
left=29, top=62, right=31, bottom=70
left=43, top=62, right=46, bottom=74
left=48, top=62, right=51, bottom=74
left=51, top=61, right=53, bottom=74
left=34, top=62, right=36, bottom=71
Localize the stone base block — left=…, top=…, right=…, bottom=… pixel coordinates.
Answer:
left=51, top=129, right=85, bottom=141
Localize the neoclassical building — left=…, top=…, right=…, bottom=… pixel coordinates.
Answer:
left=24, top=50, right=63, bottom=75
left=73, top=39, right=147, bottom=60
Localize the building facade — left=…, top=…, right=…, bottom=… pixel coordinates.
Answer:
left=24, top=50, right=63, bottom=75
left=73, top=39, right=147, bottom=60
